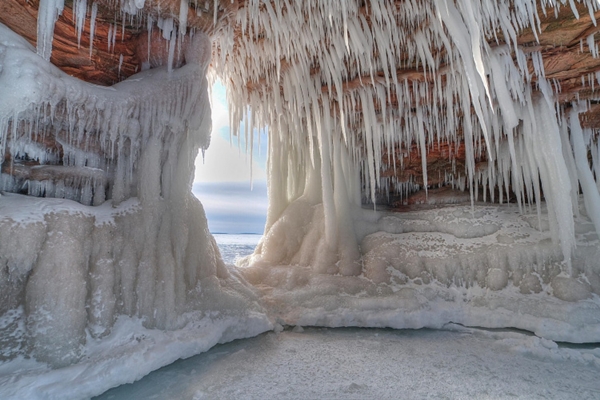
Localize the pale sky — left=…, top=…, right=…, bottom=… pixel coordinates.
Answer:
left=193, top=82, right=269, bottom=234
left=194, top=82, right=268, bottom=183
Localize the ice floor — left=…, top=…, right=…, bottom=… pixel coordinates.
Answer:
left=95, top=326, right=600, bottom=399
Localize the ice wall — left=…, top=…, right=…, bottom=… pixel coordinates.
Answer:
left=240, top=202, right=600, bottom=343
left=0, top=22, right=269, bottom=372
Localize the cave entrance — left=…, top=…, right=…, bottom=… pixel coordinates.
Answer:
left=193, top=81, right=269, bottom=263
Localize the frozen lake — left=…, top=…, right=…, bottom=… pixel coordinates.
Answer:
left=213, top=233, right=262, bottom=265
left=95, top=326, right=600, bottom=399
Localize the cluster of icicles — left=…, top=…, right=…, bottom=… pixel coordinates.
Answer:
left=0, top=0, right=212, bottom=207
left=37, top=0, right=221, bottom=65
left=207, top=0, right=600, bottom=272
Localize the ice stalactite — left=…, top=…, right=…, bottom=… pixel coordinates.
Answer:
left=36, top=0, right=65, bottom=61
left=246, top=118, right=361, bottom=276
left=89, top=1, right=98, bottom=57
left=569, top=104, right=600, bottom=237
left=73, top=0, right=88, bottom=47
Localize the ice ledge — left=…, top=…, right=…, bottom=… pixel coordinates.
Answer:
left=0, top=193, right=273, bottom=399
left=241, top=202, right=600, bottom=344
left=244, top=268, right=600, bottom=344
left=0, top=312, right=272, bottom=400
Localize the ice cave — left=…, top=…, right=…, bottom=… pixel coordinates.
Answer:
left=1, top=0, right=600, bottom=398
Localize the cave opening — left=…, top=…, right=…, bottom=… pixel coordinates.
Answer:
left=193, top=81, right=269, bottom=237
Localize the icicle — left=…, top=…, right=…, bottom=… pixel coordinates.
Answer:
left=107, top=24, right=113, bottom=52
left=89, top=2, right=98, bottom=58
left=73, top=0, right=87, bottom=48
left=213, top=0, right=218, bottom=27
left=434, top=0, right=493, bottom=160
left=569, top=106, right=600, bottom=240
left=569, top=0, right=580, bottom=19
left=588, top=33, right=599, bottom=58
left=416, top=106, right=428, bottom=196
left=112, top=21, right=117, bottom=53
left=118, top=54, right=124, bottom=80
left=179, top=0, right=189, bottom=35
left=37, top=0, right=65, bottom=61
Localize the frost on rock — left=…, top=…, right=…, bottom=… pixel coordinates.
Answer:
left=0, top=21, right=270, bottom=376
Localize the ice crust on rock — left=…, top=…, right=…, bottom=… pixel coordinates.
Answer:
left=240, top=202, right=600, bottom=343
left=0, top=19, right=271, bottom=397
left=0, top=194, right=269, bottom=366
left=0, top=20, right=212, bottom=207
left=359, top=205, right=599, bottom=293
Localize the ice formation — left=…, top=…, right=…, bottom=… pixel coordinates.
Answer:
left=218, top=0, right=600, bottom=340
left=242, top=203, right=600, bottom=343
left=1, top=0, right=600, bottom=398
left=0, top=5, right=271, bottom=394
left=213, top=0, right=600, bottom=275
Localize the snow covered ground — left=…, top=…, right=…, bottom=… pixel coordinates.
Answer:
left=95, top=325, right=600, bottom=399
left=0, top=311, right=270, bottom=400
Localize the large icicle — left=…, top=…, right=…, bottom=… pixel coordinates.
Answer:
left=37, top=0, right=65, bottom=60
left=569, top=106, right=600, bottom=238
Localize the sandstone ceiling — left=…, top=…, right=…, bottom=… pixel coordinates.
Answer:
left=1, top=0, right=600, bottom=205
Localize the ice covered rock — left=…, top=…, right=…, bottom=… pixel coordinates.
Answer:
left=551, top=277, right=592, bottom=302
left=519, top=273, right=543, bottom=295
left=242, top=202, right=600, bottom=344
left=486, top=268, right=509, bottom=291
left=0, top=24, right=270, bottom=370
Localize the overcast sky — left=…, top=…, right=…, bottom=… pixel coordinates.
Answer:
left=193, top=82, right=269, bottom=234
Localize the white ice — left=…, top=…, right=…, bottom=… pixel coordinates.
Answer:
left=0, top=18, right=273, bottom=399
left=242, top=201, right=600, bottom=344
left=96, top=326, right=600, bottom=400
left=2, top=0, right=600, bottom=398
